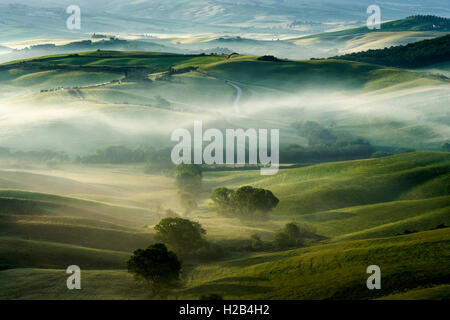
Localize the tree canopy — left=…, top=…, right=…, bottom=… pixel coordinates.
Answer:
left=211, top=186, right=279, bottom=218
left=154, top=217, right=206, bottom=256
left=174, top=164, right=203, bottom=213
left=127, top=243, right=181, bottom=294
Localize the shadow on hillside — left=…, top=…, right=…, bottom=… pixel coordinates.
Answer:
left=209, top=276, right=269, bottom=283
left=182, top=283, right=271, bottom=297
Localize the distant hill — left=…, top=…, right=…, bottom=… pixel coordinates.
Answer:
left=0, top=38, right=184, bottom=64
left=332, top=34, right=450, bottom=68
left=289, top=15, right=450, bottom=57
left=302, top=15, right=450, bottom=39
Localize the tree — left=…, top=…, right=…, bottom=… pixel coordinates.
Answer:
left=210, top=187, right=235, bottom=214
left=250, top=233, right=264, bottom=250
left=174, top=164, right=203, bottom=213
left=210, top=186, right=279, bottom=219
left=232, top=186, right=279, bottom=217
left=154, top=217, right=206, bottom=256
left=127, top=243, right=181, bottom=294
left=273, top=222, right=308, bottom=250
left=273, top=231, right=291, bottom=250
left=441, top=142, right=450, bottom=152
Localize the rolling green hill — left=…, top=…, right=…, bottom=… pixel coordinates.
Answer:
left=1, top=50, right=444, bottom=95
left=201, top=152, right=450, bottom=241
left=0, top=268, right=148, bottom=300
left=0, top=152, right=448, bottom=300
left=174, top=228, right=450, bottom=300
left=0, top=215, right=153, bottom=252
left=300, top=16, right=450, bottom=40
left=0, top=237, right=129, bottom=269
left=213, top=152, right=449, bottom=215
left=0, top=190, right=154, bottom=228
left=290, top=16, right=450, bottom=57
left=1, top=229, right=448, bottom=300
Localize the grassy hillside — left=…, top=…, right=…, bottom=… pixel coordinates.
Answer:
left=303, top=197, right=450, bottom=240
left=0, top=153, right=448, bottom=300
left=378, top=284, right=450, bottom=300
left=1, top=50, right=443, bottom=95
left=0, top=215, right=153, bottom=252
left=0, top=237, right=129, bottom=269
left=199, top=152, right=450, bottom=241
left=206, top=152, right=450, bottom=216
left=0, top=190, right=154, bottom=228
left=0, top=268, right=148, bottom=300
left=1, top=229, right=448, bottom=300
left=210, top=58, right=440, bottom=90
left=173, top=228, right=450, bottom=300
left=290, top=16, right=450, bottom=56
left=333, top=34, right=450, bottom=68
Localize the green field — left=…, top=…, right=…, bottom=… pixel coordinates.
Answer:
left=0, top=152, right=448, bottom=300
left=0, top=36, right=449, bottom=300
left=174, top=228, right=450, bottom=300
left=1, top=49, right=447, bottom=153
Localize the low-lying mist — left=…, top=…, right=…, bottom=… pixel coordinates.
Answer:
left=0, top=82, right=448, bottom=158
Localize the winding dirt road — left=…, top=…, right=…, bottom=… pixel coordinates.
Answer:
left=226, top=81, right=242, bottom=114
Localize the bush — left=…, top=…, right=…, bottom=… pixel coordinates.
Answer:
left=273, top=222, right=316, bottom=250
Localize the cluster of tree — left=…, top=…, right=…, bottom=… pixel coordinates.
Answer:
left=127, top=216, right=225, bottom=295
left=221, top=223, right=323, bottom=253
left=257, top=55, right=280, bottom=62
left=332, top=34, right=450, bottom=68
left=174, top=164, right=203, bottom=213
left=285, top=121, right=376, bottom=162
left=371, top=148, right=416, bottom=159
left=0, top=147, right=69, bottom=167
left=77, top=145, right=152, bottom=164
left=126, top=219, right=324, bottom=295
left=281, top=142, right=376, bottom=163
left=396, top=15, right=449, bottom=31
left=211, top=186, right=279, bottom=219
left=77, top=145, right=174, bottom=173
left=441, top=142, right=450, bottom=152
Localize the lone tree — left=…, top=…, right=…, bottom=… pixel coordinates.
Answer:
left=174, top=164, right=203, bottom=213
left=154, top=217, right=206, bottom=257
left=273, top=222, right=317, bottom=250
left=127, top=243, right=181, bottom=294
left=211, top=186, right=279, bottom=219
